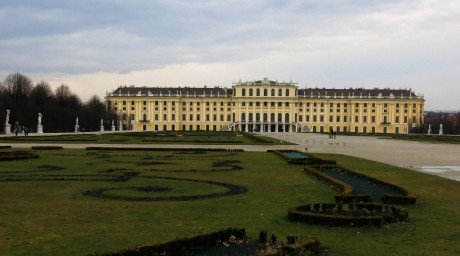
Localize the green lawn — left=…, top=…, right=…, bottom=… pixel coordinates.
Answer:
left=0, top=149, right=459, bottom=255
left=0, top=131, right=294, bottom=145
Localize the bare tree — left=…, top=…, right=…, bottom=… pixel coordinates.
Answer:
left=4, top=72, right=32, bottom=101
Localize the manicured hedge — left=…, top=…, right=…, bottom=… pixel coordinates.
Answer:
left=141, top=139, right=244, bottom=144
left=0, top=145, right=12, bottom=149
left=31, top=146, right=64, bottom=150
left=86, top=147, right=244, bottom=152
left=288, top=203, right=409, bottom=227
left=88, top=228, right=246, bottom=256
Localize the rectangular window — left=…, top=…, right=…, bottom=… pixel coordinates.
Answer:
left=320, top=115, right=324, bottom=122
left=197, top=114, right=200, bottom=121
left=306, top=115, right=310, bottom=122
left=355, top=116, right=359, bottom=122
left=163, top=114, right=167, bottom=121
left=329, top=116, right=333, bottom=122
left=172, top=114, right=175, bottom=121
left=155, top=114, right=158, bottom=121
left=336, top=116, right=340, bottom=122
left=206, top=114, right=210, bottom=121
left=189, top=114, right=193, bottom=121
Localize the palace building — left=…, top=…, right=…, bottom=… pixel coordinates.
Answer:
left=105, top=78, right=425, bottom=134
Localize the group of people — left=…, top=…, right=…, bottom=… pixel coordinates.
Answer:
left=329, top=128, right=337, bottom=139
left=13, top=124, right=30, bottom=136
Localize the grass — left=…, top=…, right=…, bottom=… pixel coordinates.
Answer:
left=0, top=149, right=459, bottom=255
left=0, top=131, right=294, bottom=145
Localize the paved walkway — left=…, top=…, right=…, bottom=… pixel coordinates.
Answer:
left=1, top=131, right=459, bottom=181
left=265, top=132, right=460, bottom=181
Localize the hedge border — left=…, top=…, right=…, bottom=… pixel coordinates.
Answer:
left=31, top=146, right=64, bottom=150
left=0, top=145, right=12, bottom=149
left=288, top=203, right=409, bottom=227
left=88, top=228, right=246, bottom=256
left=86, top=147, right=244, bottom=152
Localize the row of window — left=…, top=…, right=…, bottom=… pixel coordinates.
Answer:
left=240, top=88, right=295, bottom=97
left=115, top=100, right=420, bottom=110
left=138, top=112, right=417, bottom=123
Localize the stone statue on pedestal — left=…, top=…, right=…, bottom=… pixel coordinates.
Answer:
left=439, top=123, right=443, bottom=135
left=428, top=124, right=432, bottom=135
left=75, top=117, right=79, bottom=133
left=4, top=110, right=11, bottom=134
left=37, top=113, right=43, bottom=133
left=100, top=118, right=104, bottom=132
left=5, top=110, right=10, bottom=125
left=111, top=120, right=115, bottom=132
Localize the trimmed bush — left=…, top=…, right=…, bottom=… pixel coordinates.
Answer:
left=0, top=145, right=12, bottom=149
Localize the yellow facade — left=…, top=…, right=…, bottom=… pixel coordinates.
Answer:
left=105, top=78, right=425, bottom=134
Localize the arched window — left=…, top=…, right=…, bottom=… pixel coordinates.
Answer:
left=271, top=89, right=275, bottom=96
left=256, top=89, right=260, bottom=96
left=242, top=88, right=246, bottom=96
left=263, top=113, right=268, bottom=122
left=278, top=89, right=282, bottom=96
left=241, top=113, right=246, bottom=121
left=286, top=89, right=290, bottom=97
left=256, top=113, right=260, bottom=121
left=285, top=113, right=290, bottom=122
left=278, top=113, right=282, bottom=122
left=249, top=88, right=253, bottom=96
left=264, top=89, right=268, bottom=96
left=249, top=113, right=253, bottom=121
left=271, top=113, right=275, bottom=122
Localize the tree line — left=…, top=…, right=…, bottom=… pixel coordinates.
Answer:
left=1, top=72, right=115, bottom=133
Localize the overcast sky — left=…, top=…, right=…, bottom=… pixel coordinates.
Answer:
left=1, top=0, right=459, bottom=110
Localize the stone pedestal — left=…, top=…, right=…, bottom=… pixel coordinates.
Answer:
left=118, top=124, right=123, bottom=131
left=37, top=125, right=43, bottom=134
left=4, top=124, right=11, bottom=134
left=75, top=125, right=79, bottom=133
left=111, top=125, right=115, bottom=132
left=100, top=126, right=104, bottom=132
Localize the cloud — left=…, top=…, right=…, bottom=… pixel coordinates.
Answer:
left=0, top=0, right=459, bottom=110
